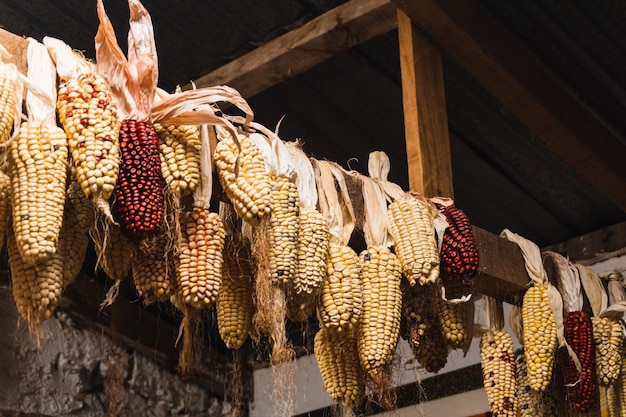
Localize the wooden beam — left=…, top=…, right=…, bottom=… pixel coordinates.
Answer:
left=185, top=0, right=397, bottom=98
left=397, top=10, right=453, bottom=198
left=543, top=221, right=626, bottom=264
left=391, top=0, right=626, bottom=211
left=0, top=28, right=28, bottom=73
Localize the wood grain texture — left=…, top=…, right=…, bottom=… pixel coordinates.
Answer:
left=185, top=0, right=397, bottom=98
left=543, top=221, right=626, bottom=264
left=0, top=28, right=28, bottom=74
left=397, top=9, right=453, bottom=198
left=392, top=0, right=626, bottom=211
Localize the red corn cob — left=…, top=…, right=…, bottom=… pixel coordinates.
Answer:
left=113, top=119, right=164, bottom=241
left=438, top=205, right=479, bottom=281
left=560, top=310, right=596, bottom=412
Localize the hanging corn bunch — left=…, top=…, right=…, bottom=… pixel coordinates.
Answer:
left=476, top=295, right=517, bottom=417
left=44, top=37, right=119, bottom=218
left=502, top=230, right=559, bottom=392
left=514, top=348, right=559, bottom=417
left=132, top=233, right=175, bottom=304
left=388, top=192, right=439, bottom=286
left=436, top=290, right=472, bottom=350
left=9, top=39, right=68, bottom=266
left=315, top=160, right=362, bottom=340
left=544, top=251, right=594, bottom=412
left=0, top=45, right=21, bottom=148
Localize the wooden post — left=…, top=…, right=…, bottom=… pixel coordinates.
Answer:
left=397, top=9, right=454, bottom=198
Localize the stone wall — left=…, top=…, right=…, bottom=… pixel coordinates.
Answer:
left=0, top=288, right=230, bottom=417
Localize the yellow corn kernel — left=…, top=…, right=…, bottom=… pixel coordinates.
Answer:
left=0, top=170, right=11, bottom=251
left=92, top=219, right=135, bottom=283
left=217, top=234, right=254, bottom=350
left=388, top=195, right=439, bottom=286
left=0, top=63, right=17, bottom=144
left=294, top=207, right=329, bottom=296
left=9, top=122, right=68, bottom=265
left=480, top=329, right=517, bottom=417
left=7, top=228, right=63, bottom=325
left=437, top=294, right=470, bottom=349
left=267, top=175, right=299, bottom=287
left=521, top=284, right=557, bottom=391
left=314, top=327, right=364, bottom=408
left=214, top=131, right=272, bottom=225
left=57, top=73, right=119, bottom=201
left=176, top=208, right=225, bottom=309
left=318, top=243, right=362, bottom=340
left=155, top=123, right=200, bottom=195
left=357, top=246, right=402, bottom=376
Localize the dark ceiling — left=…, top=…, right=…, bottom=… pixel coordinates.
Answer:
left=2, top=0, right=625, bottom=249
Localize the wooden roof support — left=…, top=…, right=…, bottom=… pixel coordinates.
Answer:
left=397, top=9, right=453, bottom=198
left=185, top=0, right=397, bottom=98
left=391, top=0, right=626, bottom=212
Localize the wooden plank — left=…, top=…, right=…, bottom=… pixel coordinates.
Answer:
left=397, top=10, right=454, bottom=198
left=185, top=0, right=397, bottom=98
left=0, top=28, right=28, bottom=73
left=543, top=221, right=626, bottom=264
left=391, top=0, right=626, bottom=211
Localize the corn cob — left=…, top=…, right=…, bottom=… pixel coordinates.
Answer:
left=155, top=123, right=200, bottom=195
left=0, top=170, right=11, bottom=251
left=437, top=295, right=470, bottom=349
left=9, top=122, right=68, bottom=265
left=521, top=284, right=557, bottom=391
left=213, top=131, right=272, bottom=225
left=92, top=220, right=135, bottom=283
left=57, top=72, right=119, bottom=202
left=617, top=355, right=626, bottom=416
left=7, top=228, right=63, bottom=324
left=480, top=329, right=517, bottom=416
left=388, top=195, right=439, bottom=286
left=318, top=243, right=362, bottom=339
left=57, top=180, right=93, bottom=287
left=560, top=310, right=596, bottom=411
left=402, top=281, right=448, bottom=373
left=267, top=175, right=299, bottom=287
left=177, top=208, right=225, bottom=309
left=314, top=327, right=364, bottom=407
left=357, top=246, right=402, bottom=376
left=515, top=348, right=559, bottom=417
left=217, top=234, right=254, bottom=350
left=592, top=316, right=623, bottom=386
left=132, top=233, right=175, bottom=304
left=0, top=63, right=17, bottom=144
left=293, top=206, right=329, bottom=295
left=438, top=204, right=479, bottom=281
left=112, top=119, right=164, bottom=241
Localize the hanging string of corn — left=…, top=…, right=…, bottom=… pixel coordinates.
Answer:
left=501, top=230, right=559, bottom=392
left=44, top=36, right=119, bottom=218
left=544, top=251, right=593, bottom=412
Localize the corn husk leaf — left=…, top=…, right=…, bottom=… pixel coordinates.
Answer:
left=574, top=263, right=607, bottom=317
left=315, top=160, right=354, bottom=246
left=285, top=140, right=317, bottom=210
left=43, top=36, right=93, bottom=81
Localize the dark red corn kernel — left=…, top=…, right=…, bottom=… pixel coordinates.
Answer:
left=113, top=119, right=164, bottom=241
left=437, top=204, right=479, bottom=281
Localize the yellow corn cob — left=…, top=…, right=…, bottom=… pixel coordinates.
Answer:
left=515, top=348, right=559, bottom=417
left=314, top=327, right=365, bottom=407
left=92, top=220, right=135, bottom=282
left=357, top=246, right=402, bottom=376
left=318, top=243, right=362, bottom=339
left=0, top=64, right=16, bottom=144
left=214, top=132, right=272, bottom=225
left=267, top=175, right=299, bottom=287
left=387, top=195, right=439, bottom=286
left=521, top=284, right=557, bottom=391
left=480, top=329, right=517, bottom=416
left=293, top=206, right=329, bottom=296
left=0, top=170, right=11, bottom=251
left=177, top=208, right=225, bottom=309
left=402, top=281, right=448, bottom=372
left=593, top=316, right=624, bottom=386
left=9, top=122, right=68, bottom=265
left=618, top=355, right=626, bottom=416
left=437, top=294, right=470, bottom=349
left=155, top=123, right=200, bottom=195
left=57, top=73, right=119, bottom=201
left=7, top=228, right=63, bottom=324
left=132, top=233, right=175, bottom=304
left=57, top=181, right=93, bottom=287
left=217, top=234, right=254, bottom=350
